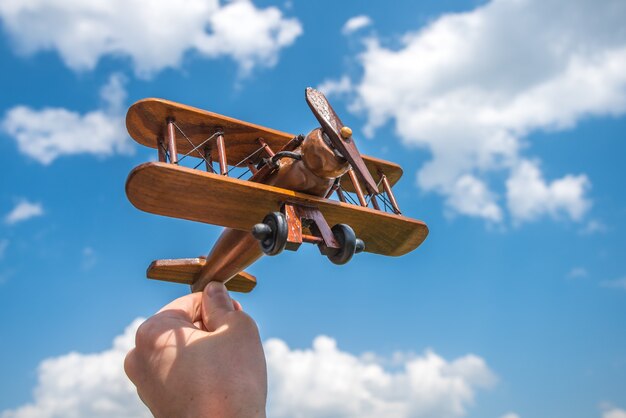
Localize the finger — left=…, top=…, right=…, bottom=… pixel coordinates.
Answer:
left=134, top=293, right=204, bottom=348
left=193, top=320, right=208, bottom=331
left=156, top=292, right=203, bottom=324
left=232, top=299, right=243, bottom=311
left=202, top=281, right=235, bottom=331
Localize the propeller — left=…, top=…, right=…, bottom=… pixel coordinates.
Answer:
left=305, top=87, right=379, bottom=195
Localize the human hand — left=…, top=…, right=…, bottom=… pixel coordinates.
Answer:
left=124, top=282, right=267, bottom=418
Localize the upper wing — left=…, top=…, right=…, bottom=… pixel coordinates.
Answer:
left=126, top=98, right=403, bottom=193
left=126, top=162, right=428, bottom=257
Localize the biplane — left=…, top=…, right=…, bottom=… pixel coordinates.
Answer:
left=125, top=88, right=428, bottom=293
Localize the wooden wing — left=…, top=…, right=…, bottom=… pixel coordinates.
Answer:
left=126, top=162, right=428, bottom=257
left=126, top=98, right=403, bottom=193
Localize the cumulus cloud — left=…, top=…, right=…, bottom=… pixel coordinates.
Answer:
left=0, top=319, right=150, bottom=418
left=0, top=0, right=302, bottom=77
left=1, top=319, right=496, bottom=418
left=500, top=414, right=520, bottom=418
left=446, top=174, right=502, bottom=222
left=506, top=160, right=591, bottom=224
left=4, top=200, right=44, bottom=225
left=266, top=336, right=495, bottom=418
left=318, top=75, right=353, bottom=97
left=194, top=1, right=303, bottom=76
left=2, top=74, right=131, bottom=164
left=342, top=15, right=372, bottom=35
left=339, top=0, right=626, bottom=223
left=603, top=407, right=626, bottom=418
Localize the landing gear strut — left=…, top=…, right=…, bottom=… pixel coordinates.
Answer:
left=252, top=206, right=365, bottom=264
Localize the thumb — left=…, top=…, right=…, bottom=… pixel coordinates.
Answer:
left=202, top=281, right=235, bottom=331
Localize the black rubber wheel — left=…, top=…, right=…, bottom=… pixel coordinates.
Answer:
left=327, top=224, right=357, bottom=265
left=258, top=212, right=288, bottom=256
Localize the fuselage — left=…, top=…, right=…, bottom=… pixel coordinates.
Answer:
left=191, top=128, right=349, bottom=292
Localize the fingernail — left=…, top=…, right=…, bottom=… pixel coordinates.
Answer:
left=206, top=281, right=229, bottom=298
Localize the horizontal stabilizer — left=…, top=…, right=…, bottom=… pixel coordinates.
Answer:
left=146, top=258, right=256, bottom=293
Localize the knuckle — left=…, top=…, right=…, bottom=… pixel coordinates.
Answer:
left=231, top=311, right=260, bottom=334
left=123, top=348, right=137, bottom=381
left=134, top=319, right=159, bottom=349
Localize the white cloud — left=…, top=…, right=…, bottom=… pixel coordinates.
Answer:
left=600, top=277, right=626, bottom=290
left=2, top=74, right=131, bottom=164
left=266, top=336, right=495, bottom=418
left=195, top=1, right=303, bottom=76
left=580, top=219, right=608, bottom=235
left=318, top=75, right=353, bottom=97
left=500, top=414, right=520, bottom=418
left=567, top=267, right=588, bottom=279
left=4, top=200, right=44, bottom=225
left=0, top=0, right=302, bottom=77
left=342, top=15, right=372, bottom=35
left=506, top=160, right=591, bottom=224
left=341, top=0, right=626, bottom=223
left=1, top=319, right=496, bottom=418
left=445, top=174, right=502, bottom=222
left=603, top=407, right=626, bottom=418
left=0, top=319, right=150, bottom=418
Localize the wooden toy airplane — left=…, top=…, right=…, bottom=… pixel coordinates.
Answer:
left=125, top=88, right=428, bottom=293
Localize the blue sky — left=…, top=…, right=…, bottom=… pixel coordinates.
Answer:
left=0, top=0, right=625, bottom=417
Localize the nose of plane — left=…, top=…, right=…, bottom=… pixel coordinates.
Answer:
left=300, top=128, right=350, bottom=179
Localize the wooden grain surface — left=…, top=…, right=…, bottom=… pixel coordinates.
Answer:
left=147, top=258, right=256, bottom=293
left=126, top=98, right=403, bottom=193
left=126, top=162, right=428, bottom=257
